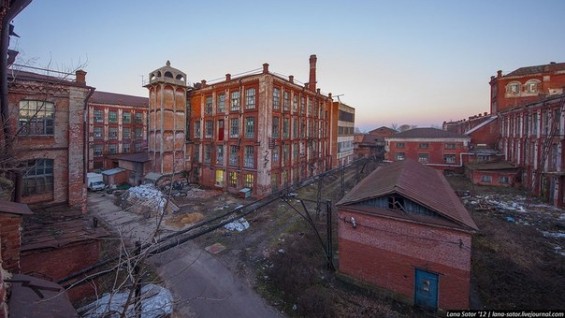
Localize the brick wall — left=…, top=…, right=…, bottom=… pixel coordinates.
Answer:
left=0, top=214, right=22, bottom=273
left=338, top=209, right=473, bottom=310
left=21, top=241, right=101, bottom=302
left=0, top=231, right=7, bottom=318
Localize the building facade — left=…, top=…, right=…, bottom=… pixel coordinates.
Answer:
left=498, top=94, right=565, bottom=206
left=337, top=159, right=478, bottom=311
left=5, top=69, right=93, bottom=211
left=489, top=62, right=565, bottom=115
left=184, top=55, right=335, bottom=198
left=385, top=128, right=471, bottom=170
left=88, top=91, right=148, bottom=171
left=333, top=101, right=355, bottom=166
left=353, top=126, right=397, bottom=159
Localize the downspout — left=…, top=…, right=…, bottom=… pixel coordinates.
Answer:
left=83, top=86, right=95, bottom=185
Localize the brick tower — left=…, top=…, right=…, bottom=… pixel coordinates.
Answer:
left=145, top=61, right=188, bottom=174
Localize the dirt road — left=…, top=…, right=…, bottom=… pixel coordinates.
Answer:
left=88, top=191, right=283, bottom=318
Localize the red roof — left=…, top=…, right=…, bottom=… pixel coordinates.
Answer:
left=506, top=62, right=565, bottom=77
left=337, top=159, right=478, bottom=231
left=91, top=91, right=148, bottom=108
left=391, top=127, right=467, bottom=139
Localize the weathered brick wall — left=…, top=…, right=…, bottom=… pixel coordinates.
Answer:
left=338, top=209, right=473, bottom=310
left=0, top=214, right=21, bottom=273
left=21, top=241, right=101, bottom=302
left=0, top=230, right=7, bottom=318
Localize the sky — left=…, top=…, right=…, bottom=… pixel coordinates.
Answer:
left=10, top=0, right=565, bottom=132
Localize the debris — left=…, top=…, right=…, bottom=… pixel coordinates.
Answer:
left=79, top=284, right=173, bottom=318
left=224, top=217, right=250, bottom=232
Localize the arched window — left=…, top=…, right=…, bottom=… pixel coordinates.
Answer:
left=524, top=79, right=540, bottom=94
left=505, top=81, right=521, bottom=96
left=164, top=71, right=173, bottom=78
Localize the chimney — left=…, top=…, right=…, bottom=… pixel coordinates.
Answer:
left=226, top=73, right=231, bottom=81
left=497, top=70, right=502, bottom=78
left=328, top=92, right=332, bottom=99
left=75, top=69, right=87, bottom=85
left=308, top=54, right=317, bottom=91
left=201, top=79, right=207, bottom=87
left=316, top=88, right=320, bottom=94
left=289, top=75, right=294, bottom=83
left=263, top=63, right=269, bottom=74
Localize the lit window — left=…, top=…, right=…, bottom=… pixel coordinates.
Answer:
left=229, top=171, right=238, bottom=187
left=215, top=169, right=224, bottom=187
left=22, top=159, right=54, bottom=196
left=18, top=100, right=55, bottom=135
left=244, top=173, right=254, bottom=188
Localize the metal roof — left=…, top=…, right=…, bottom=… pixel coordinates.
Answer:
left=102, top=167, right=127, bottom=175
left=91, top=91, right=148, bottom=108
left=108, top=152, right=151, bottom=163
left=337, top=159, right=478, bottom=231
left=390, top=127, right=468, bottom=139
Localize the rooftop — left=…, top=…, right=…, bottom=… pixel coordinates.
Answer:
left=390, top=127, right=468, bottom=139
left=337, top=159, right=478, bottom=231
left=506, top=62, right=565, bottom=77
left=91, top=91, right=148, bottom=108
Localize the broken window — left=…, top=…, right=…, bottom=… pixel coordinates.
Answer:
left=23, top=159, right=54, bottom=196
left=18, top=100, right=55, bottom=135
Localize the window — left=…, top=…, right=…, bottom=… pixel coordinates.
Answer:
left=396, top=142, right=405, bottom=148
left=135, top=143, right=143, bottom=152
left=109, top=127, right=118, bottom=140
left=293, top=143, right=299, bottom=160
left=419, top=143, right=429, bottom=149
left=216, top=145, right=224, bottom=165
left=444, top=154, right=456, bottom=164
left=217, top=93, right=226, bottom=113
left=283, top=118, right=289, bottom=139
left=272, top=147, right=279, bottom=163
left=231, top=91, right=240, bottom=111
left=396, top=152, right=405, bottom=160
left=135, top=112, right=143, bottom=124
left=205, top=120, right=213, bottom=138
left=445, top=143, right=456, bottom=150
left=205, top=96, right=213, bottom=115
left=108, top=144, right=117, bottom=154
left=308, top=98, right=313, bottom=115
left=94, top=109, right=104, bottom=123
left=135, top=128, right=143, bottom=139
left=204, top=144, right=212, bottom=164
left=282, top=145, right=289, bottom=165
left=122, top=127, right=131, bottom=140
left=123, top=143, right=130, bottom=153
left=18, top=100, right=55, bottom=135
left=94, top=127, right=103, bottom=139
left=272, top=117, right=280, bottom=138
left=194, top=120, right=201, bottom=138
left=215, top=169, right=224, bottom=187
left=23, top=159, right=53, bottom=196
left=122, top=112, right=131, bottom=124
left=418, top=153, right=429, bottom=163
left=293, top=95, right=298, bottom=112
left=229, top=145, right=238, bottom=166
left=525, top=80, right=539, bottom=94
left=194, top=146, right=200, bottom=163
left=499, top=176, right=509, bottom=184
left=480, top=175, right=492, bottom=184
left=108, top=111, right=118, bottom=123
left=273, top=88, right=280, bottom=110
left=293, top=118, right=298, bottom=138
left=506, top=82, right=521, bottom=96
left=229, top=171, right=238, bottom=187
left=244, top=174, right=254, bottom=188
left=244, top=145, right=255, bottom=168
left=245, top=88, right=256, bottom=109
left=245, top=117, right=255, bottom=138
left=283, top=91, right=290, bottom=111
left=94, top=145, right=103, bottom=157
left=300, top=97, right=306, bottom=115
left=230, top=118, right=239, bottom=138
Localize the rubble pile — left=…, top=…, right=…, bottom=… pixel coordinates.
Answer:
left=116, top=184, right=178, bottom=217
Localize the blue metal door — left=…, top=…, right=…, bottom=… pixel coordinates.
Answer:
left=414, top=269, right=438, bottom=311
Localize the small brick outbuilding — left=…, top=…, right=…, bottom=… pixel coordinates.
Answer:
left=337, top=159, right=478, bottom=311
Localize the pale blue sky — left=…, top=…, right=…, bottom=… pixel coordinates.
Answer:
left=10, top=0, right=565, bottom=131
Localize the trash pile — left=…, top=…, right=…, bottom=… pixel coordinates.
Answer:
left=116, top=184, right=178, bottom=217
left=224, top=217, right=250, bottom=232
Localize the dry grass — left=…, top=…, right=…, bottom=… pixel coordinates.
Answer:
left=164, top=212, right=204, bottom=228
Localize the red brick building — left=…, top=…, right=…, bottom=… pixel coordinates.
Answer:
left=499, top=94, right=565, bottom=206
left=6, top=68, right=94, bottom=211
left=490, top=62, right=565, bottom=115
left=385, top=128, right=471, bottom=171
left=337, top=159, right=478, bottom=311
left=354, top=126, right=397, bottom=159
left=180, top=55, right=335, bottom=198
left=87, top=91, right=148, bottom=171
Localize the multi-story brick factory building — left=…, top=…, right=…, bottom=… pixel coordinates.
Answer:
left=87, top=91, right=148, bottom=171
left=5, top=69, right=94, bottom=211
left=333, top=101, right=355, bottom=166
left=146, top=55, right=340, bottom=198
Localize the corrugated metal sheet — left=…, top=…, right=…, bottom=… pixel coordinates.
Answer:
left=337, top=159, right=478, bottom=231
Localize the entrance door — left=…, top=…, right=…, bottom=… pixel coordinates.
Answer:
left=414, top=269, right=438, bottom=311
left=218, top=120, right=224, bottom=141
